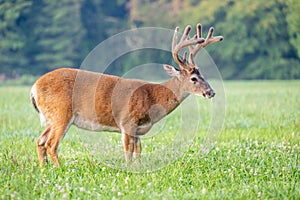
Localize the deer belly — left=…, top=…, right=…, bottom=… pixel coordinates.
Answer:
left=73, top=115, right=120, bottom=132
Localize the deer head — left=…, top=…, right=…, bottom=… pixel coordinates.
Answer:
left=163, top=23, right=223, bottom=99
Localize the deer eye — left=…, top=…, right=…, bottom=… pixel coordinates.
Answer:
left=191, top=77, right=198, bottom=82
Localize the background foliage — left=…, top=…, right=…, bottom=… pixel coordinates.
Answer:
left=0, top=0, right=299, bottom=79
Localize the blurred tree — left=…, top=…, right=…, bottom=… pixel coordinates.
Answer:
left=128, top=0, right=183, bottom=28
left=286, top=0, right=300, bottom=58
left=21, top=0, right=85, bottom=74
left=81, top=0, right=129, bottom=51
left=0, top=0, right=32, bottom=75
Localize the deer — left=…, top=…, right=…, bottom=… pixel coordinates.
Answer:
left=30, top=23, right=223, bottom=166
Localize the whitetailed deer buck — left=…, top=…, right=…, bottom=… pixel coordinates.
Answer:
left=30, top=23, right=223, bottom=166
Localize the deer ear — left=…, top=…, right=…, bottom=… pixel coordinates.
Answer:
left=163, top=64, right=180, bottom=77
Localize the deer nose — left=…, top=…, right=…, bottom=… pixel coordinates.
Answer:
left=205, top=90, right=215, bottom=98
left=210, top=90, right=215, bottom=97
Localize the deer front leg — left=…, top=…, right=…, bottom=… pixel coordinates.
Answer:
left=122, top=133, right=135, bottom=163
left=134, top=136, right=141, bottom=160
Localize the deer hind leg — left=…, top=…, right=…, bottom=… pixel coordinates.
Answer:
left=44, top=120, right=72, bottom=166
left=134, top=136, right=141, bottom=160
left=36, top=125, right=51, bottom=166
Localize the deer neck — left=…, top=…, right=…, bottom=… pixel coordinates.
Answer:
left=161, top=77, right=189, bottom=105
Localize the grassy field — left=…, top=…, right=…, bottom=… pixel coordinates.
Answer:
left=0, top=81, right=299, bottom=199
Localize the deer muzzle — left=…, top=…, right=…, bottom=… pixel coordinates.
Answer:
left=203, top=89, right=215, bottom=99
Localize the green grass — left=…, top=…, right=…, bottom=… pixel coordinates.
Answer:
left=0, top=81, right=299, bottom=199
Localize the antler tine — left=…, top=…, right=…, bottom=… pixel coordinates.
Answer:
left=188, top=23, right=205, bottom=66
left=188, top=51, right=195, bottom=66
left=180, top=25, right=192, bottom=43
left=182, top=51, right=187, bottom=65
left=189, top=25, right=223, bottom=65
left=197, top=23, right=202, bottom=39
left=202, top=27, right=224, bottom=48
left=172, top=26, right=180, bottom=52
